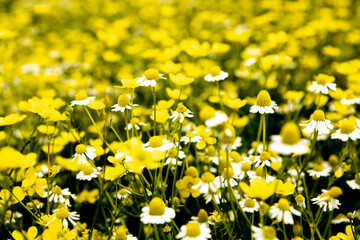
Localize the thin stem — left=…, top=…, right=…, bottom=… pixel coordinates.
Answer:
left=153, top=87, right=157, bottom=135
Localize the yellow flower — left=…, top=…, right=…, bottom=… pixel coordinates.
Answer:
left=169, top=73, right=195, bottom=86
left=0, top=113, right=27, bottom=126
left=239, top=178, right=275, bottom=201
left=0, top=147, right=36, bottom=171
left=12, top=226, right=38, bottom=240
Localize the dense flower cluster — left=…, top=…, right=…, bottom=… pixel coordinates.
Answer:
left=1, top=0, right=360, bottom=239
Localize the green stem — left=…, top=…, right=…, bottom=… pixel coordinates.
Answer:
left=153, top=87, right=157, bottom=135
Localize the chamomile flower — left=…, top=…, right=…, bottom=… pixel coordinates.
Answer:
left=269, top=198, right=301, bottom=225
left=127, top=118, right=145, bottom=130
left=72, top=144, right=97, bottom=165
left=70, top=92, right=95, bottom=107
left=331, top=213, right=350, bottom=224
left=164, top=148, right=186, bottom=166
left=76, top=165, right=101, bottom=181
left=295, top=195, right=306, bottom=208
left=308, top=73, right=336, bottom=94
left=331, top=118, right=360, bottom=141
left=269, top=122, right=310, bottom=155
left=169, top=104, right=193, bottom=123
left=250, top=90, right=278, bottom=114
left=346, top=173, right=360, bottom=190
left=239, top=198, right=260, bottom=213
left=181, top=132, right=202, bottom=144
left=176, top=221, right=211, bottom=240
left=253, top=151, right=278, bottom=168
left=311, top=187, right=342, bottom=212
left=143, top=136, right=174, bottom=152
left=191, top=209, right=213, bottom=226
left=138, top=68, right=166, bottom=87
left=301, top=110, right=333, bottom=135
left=205, top=111, right=228, bottom=128
left=140, top=197, right=175, bottom=224
left=44, top=186, right=76, bottom=206
left=214, top=167, right=238, bottom=188
left=113, top=228, right=138, bottom=240
left=251, top=225, right=279, bottom=240
left=111, top=94, right=138, bottom=112
left=340, top=90, right=360, bottom=105
left=192, top=171, right=218, bottom=194
left=116, top=188, right=131, bottom=200
left=307, top=162, right=332, bottom=178
left=48, top=208, right=80, bottom=229
left=204, top=66, right=228, bottom=82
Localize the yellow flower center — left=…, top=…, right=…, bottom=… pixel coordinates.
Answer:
left=168, top=148, right=177, bottom=158
left=210, top=66, right=221, bottom=77
left=117, top=94, right=130, bottom=107
left=56, top=208, right=70, bottom=219
left=186, top=132, right=195, bottom=138
left=311, top=110, right=325, bottom=121
left=75, top=92, right=88, bottom=101
left=115, top=229, right=127, bottom=240
left=51, top=186, right=62, bottom=195
left=119, top=189, right=128, bottom=196
left=149, top=136, right=163, bottom=148
left=295, top=194, right=305, bottom=202
left=255, top=90, right=271, bottom=107
left=259, top=151, right=271, bottom=161
left=277, top=198, right=290, bottom=211
left=230, top=151, right=242, bottom=163
left=280, top=122, right=300, bottom=145
left=263, top=226, right=277, bottom=239
left=197, top=209, right=208, bottom=223
left=186, top=222, right=201, bottom=237
left=244, top=198, right=256, bottom=208
left=315, top=73, right=333, bottom=85
left=82, top=165, right=94, bottom=175
left=313, top=164, right=324, bottom=172
left=222, top=167, right=234, bottom=179
left=241, top=162, right=251, bottom=171
left=75, top=144, right=87, bottom=154
left=201, top=172, right=215, bottom=183
left=144, top=68, right=159, bottom=80
left=340, top=119, right=356, bottom=134
left=207, top=145, right=216, bottom=157
left=149, top=197, right=165, bottom=216
left=176, top=104, right=188, bottom=113
left=328, top=186, right=343, bottom=198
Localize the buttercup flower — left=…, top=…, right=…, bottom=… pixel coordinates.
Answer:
left=140, top=197, right=175, bottom=224
left=308, top=73, right=336, bottom=94
left=204, top=66, right=228, bottom=82
left=70, top=92, right=95, bottom=107
left=138, top=68, right=166, bottom=87
left=250, top=90, right=278, bottom=114
left=72, top=144, right=97, bottom=164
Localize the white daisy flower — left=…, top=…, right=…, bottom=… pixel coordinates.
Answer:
left=331, top=118, right=360, bottom=141
left=269, top=122, right=310, bottom=155
left=311, top=187, right=342, bottom=212
left=308, top=73, right=336, bottom=94
left=251, top=225, right=279, bottom=240
left=76, top=165, right=101, bottom=181
left=47, top=208, right=80, bottom=229
left=127, top=118, right=145, bottom=131
left=205, top=111, right=228, bottom=128
left=204, top=189, right=223, bottom=204
left=250, top=90, right=278, bottom=114
left=137, top=68, right=166, bottom=87
left=143, top=136, right=175, bottom=152
left=43, top=186, right=76, bottom=207
left=295, top=195, right=306, bottom=208
left=176, top=221, right=211, bottom=239
left=269, top=198, right=301, bottom=225
left=115, top=188, right=131, bottom=200
left=164, top=148, right=186, bottom=166
left=307, top=162, right=332, bottom=178
left=111, top=94, right=138, bottom=112
left=192, top=172, right=218, bottom=194
left=346, top=174, right=360, bottom=190
left=140, top=197, right=175, bottom=224
left=214, top=168, right=238, bottom=189
left=113, top=228, right=138, bottom=240
left=191, top=209, right=214, bottom=226
left=239, top=198, right=260, bottom=213
left=341, top=96, right=360, bottom=105
left=331, top=213, right=350, bottom=224
left=181, top=132, right=202, bottom=144
left=169, top=104, right=193, bottom=123
left=70, top=92, right=95, bottom=107
left=253, top=151, right=278, bottom=168
left=72, top=144, right=97, bottom=165
left=204, top=66, right=228, bottom=82
left=301, top=110, right=333, bottom=135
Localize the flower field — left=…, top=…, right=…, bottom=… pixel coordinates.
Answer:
left=1, top=0, right=360, bottom=239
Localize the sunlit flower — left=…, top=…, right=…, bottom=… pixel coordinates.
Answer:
left=214, top=167, right=238, bottom=188
left=301, top=110, right=333, bottom=135
left=331, top=118, right=360, bottom=141
left=169, top=104, right=193, bottom=123
left=307, top=162, right=332, bottom=178
left=143, top=136, right=175, bottom=152
left=44, top=186, right=76, bottom=206
left=204, top=66, right=228, bottom=82
left=192, top=171, right=218, bottom=194
left=250, top=90, right=278, bottom=114
left=72, top=144, right=97, bottom=164
left=239, top=198, right=260, bottom=213
left=112, top=228, right=138, bottom=240
left=181, top=132, right=202, bottom=144
left=251, top=225, right=279, bottom=240
left=47, top=208, right=80, bottom=229
left=295, top=195, right=306, bottom=208
left=76, top=165, right=101, bottom=181
left=346, top=173, right=360, bottom=190
left=138, top=68, right=166, bottom=87
left=269, top=198, right=301, bottom=225
left=70, top=92, right=95, bottom=107
left=164, top=148, right=186, bottom=166
left=140, top=197, right=175, bottom=224
left=308, top=73, right=336, bottom=94
left=111, top=94, right=138, bottom=112
left=311, top=187, right=342, bottom=212
left=176, top=221, right=211, bottom=240
left=253, top=151, right=278, bottom=168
